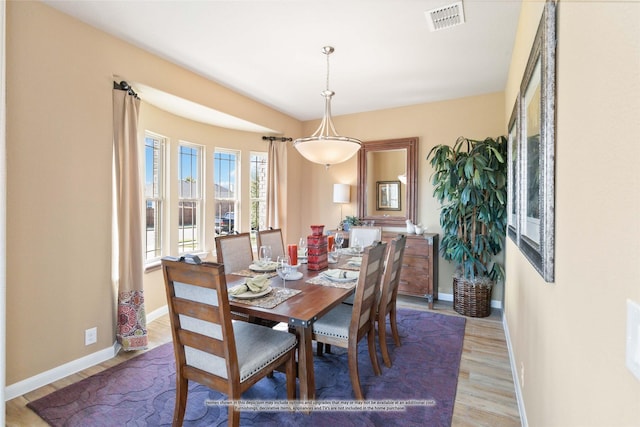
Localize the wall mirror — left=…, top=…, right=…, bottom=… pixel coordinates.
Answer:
left=357, top=137, right=418, bottom=228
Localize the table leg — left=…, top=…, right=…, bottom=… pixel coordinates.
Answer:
left=294, top=324, right=316, bottom=400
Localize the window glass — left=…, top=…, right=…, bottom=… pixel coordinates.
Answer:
left=178, top=143, right=203, bottom=252
left=250, top=152, right=268, bottom=232
left=214, top=150, right=239, bottom=236
left=144, top=134, right=164, bottom=261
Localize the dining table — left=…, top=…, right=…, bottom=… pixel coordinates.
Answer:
left=223, top=255, right=361, bottom=401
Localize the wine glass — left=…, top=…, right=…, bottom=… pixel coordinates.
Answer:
left=258, top=245, right=272, bottom=264
left=334, top=233, right=344, bottom=251
left=298, top=237, right=307, bottom=257
left=276, top=255, right=292, bottom=287
left=352, top=237, right=363, bottom=255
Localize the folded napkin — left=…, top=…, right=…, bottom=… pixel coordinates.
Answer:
left=228, top=274, right=270, bottom=295
left=347, top=257, right=363, bottom=265
left=252, top=261, right=278, bottom=270
left=323, top=269, right=359, bottom=280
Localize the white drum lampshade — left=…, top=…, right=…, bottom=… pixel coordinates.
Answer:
left=333, top=184, right=351, bottom=204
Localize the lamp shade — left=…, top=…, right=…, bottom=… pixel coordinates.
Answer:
left=333, top=183, right=351, bottom=204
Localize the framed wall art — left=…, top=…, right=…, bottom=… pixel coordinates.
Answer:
left=376, top=181, right=401, bottom=211
left=510, top=0, right=556, bottom=282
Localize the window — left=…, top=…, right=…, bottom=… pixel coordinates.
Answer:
left=213, top=150, right=239, bottom=236
left=178, top=143, right=203, bottom=253
left=250, top=152, right=268, bottom=232
left=144, top=133, right=165, bottom=261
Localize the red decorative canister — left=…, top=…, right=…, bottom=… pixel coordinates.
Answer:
left=307, top=225, right=328, bottom=270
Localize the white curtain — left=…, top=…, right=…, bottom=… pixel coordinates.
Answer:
left=112, top=83, right=147, bottom=351
left=266, top=140, right=286, bottom=228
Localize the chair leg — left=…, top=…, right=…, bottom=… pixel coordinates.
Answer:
left=390, top=305, right=401, bottom=347
left=173, top=375, right=188, bottom=427
left=347, top=342, right=364, bottom=400
left=367, top=326, right=382, bottom=376
left=379, top=316, right=392, bottom=368
left=228, top=391, right=241, bottom=427
left=285, top=350, right=297, bottom=401
left=316, top=342, right=324, bottom=356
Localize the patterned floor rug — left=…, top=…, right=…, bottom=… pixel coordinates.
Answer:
left=28, top=309, right=466, bottom=426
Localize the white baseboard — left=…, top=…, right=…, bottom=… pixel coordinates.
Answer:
left=146, top=304, right=168, bottom=323
left=438, top=292, right=503, bottom=310
left=4, top=306, right=169, bottom=402
left=4, top=341, right=120, bottom=401
left=503, top=314, right=527, bottom=427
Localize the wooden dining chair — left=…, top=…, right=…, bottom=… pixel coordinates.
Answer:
left=376, top=234, right=407, bottom=368
left=215, top=232, right=254, bottom=274
left=161, top=258, right=297, bottom=427
left=312, top=240, right=386, bottom=400
left=256, top=228, right=285, bottom=259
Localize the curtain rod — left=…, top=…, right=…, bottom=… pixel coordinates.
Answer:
left=113, top=80, right=139, bottom=99
left=262, top=136, right=292, bottom=142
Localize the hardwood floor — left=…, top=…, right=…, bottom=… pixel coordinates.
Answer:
left=5, top=298, right=521, bottom=426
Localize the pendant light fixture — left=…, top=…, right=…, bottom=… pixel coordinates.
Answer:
left=293, top=46, right=361, bottom=168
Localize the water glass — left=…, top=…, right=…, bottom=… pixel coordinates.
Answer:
left=334, top=233, right=344, bottom=250
left=352, top=237, right=363, bottom=254
left=298, top=237, right=307, bottom=257
left=258, top=245, right=272, bottom=264
left=276, top=255, right=292, bottom=286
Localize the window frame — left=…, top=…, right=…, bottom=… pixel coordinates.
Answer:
left=249, top=151, right=268, bottom=234
left=178, top=141, right=204, bottom=254
left=143, top=132, right=166, bottom=263
left=213, top=148, right=240, bottom=236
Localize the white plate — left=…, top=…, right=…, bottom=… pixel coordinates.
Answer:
left=249, top=263, right=277, bottom=272
left=277, top=271, right=303, bottom=281
left=231, top=286, right=272, bottom=299
left=321, top=271, right=358, bottom=283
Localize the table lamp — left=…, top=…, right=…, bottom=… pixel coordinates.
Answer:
left=333, top=183, right=350, bottom=225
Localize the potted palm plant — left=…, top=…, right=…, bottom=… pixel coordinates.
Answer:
left=427, top=135, right=508, bottom=317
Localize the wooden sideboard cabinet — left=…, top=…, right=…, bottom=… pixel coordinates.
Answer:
left=381, top=231, right=439, bottom=309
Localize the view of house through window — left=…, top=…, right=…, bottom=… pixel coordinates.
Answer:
left=250, top=152, right=268, bottom=232
left=144, top=133, right=164, bottom=261
left=214, top=150, right=239, bottom=236
left=178, top=143, right=203, bottom=253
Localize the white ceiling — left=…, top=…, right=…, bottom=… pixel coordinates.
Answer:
left=42, top=0, right=521, bottom=129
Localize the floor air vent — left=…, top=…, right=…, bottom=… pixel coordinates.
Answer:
left=425, top=1, right=466, bottom=32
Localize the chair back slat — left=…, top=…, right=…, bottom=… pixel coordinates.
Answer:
left=215, top=232, right=254, bottom=274
left=379, top=235, right=407, bottom=315
left=177, top=329, right=226, bottom=358
left=256, top=229, right=286, bottom=259
left=351, top=241, right=387, bottom=339
left=172, top=297, right=221, bottom=324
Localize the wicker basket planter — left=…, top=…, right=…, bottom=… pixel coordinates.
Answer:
left=453, top=276, right=493, bottom=318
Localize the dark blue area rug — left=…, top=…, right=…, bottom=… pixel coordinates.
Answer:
left=28, top=309, right=466, bottom=426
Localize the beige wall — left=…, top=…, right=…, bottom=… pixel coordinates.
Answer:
left=5, top=1, right=300, bottom=384
left=504, top=1, right=640, bottom=426
left=296, top=93, right=507, bottom=299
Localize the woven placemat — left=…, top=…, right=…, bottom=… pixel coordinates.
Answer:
left=305, top=275, right=358, bottom=289
left=337, top=262, right=360, bottom=271
left=230, top=269, right=278, bottom=278
left=230, top=287, right=301, bottom=309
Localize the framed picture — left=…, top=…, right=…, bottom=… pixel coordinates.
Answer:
left=510, top=0, right=556, bottom=282
left=376, top=181, right=401, bottom=211
left=507, top=98, right=519, bottom=243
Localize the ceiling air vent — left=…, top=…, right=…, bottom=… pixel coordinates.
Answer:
left=425, top=1, right=466, bottom=32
